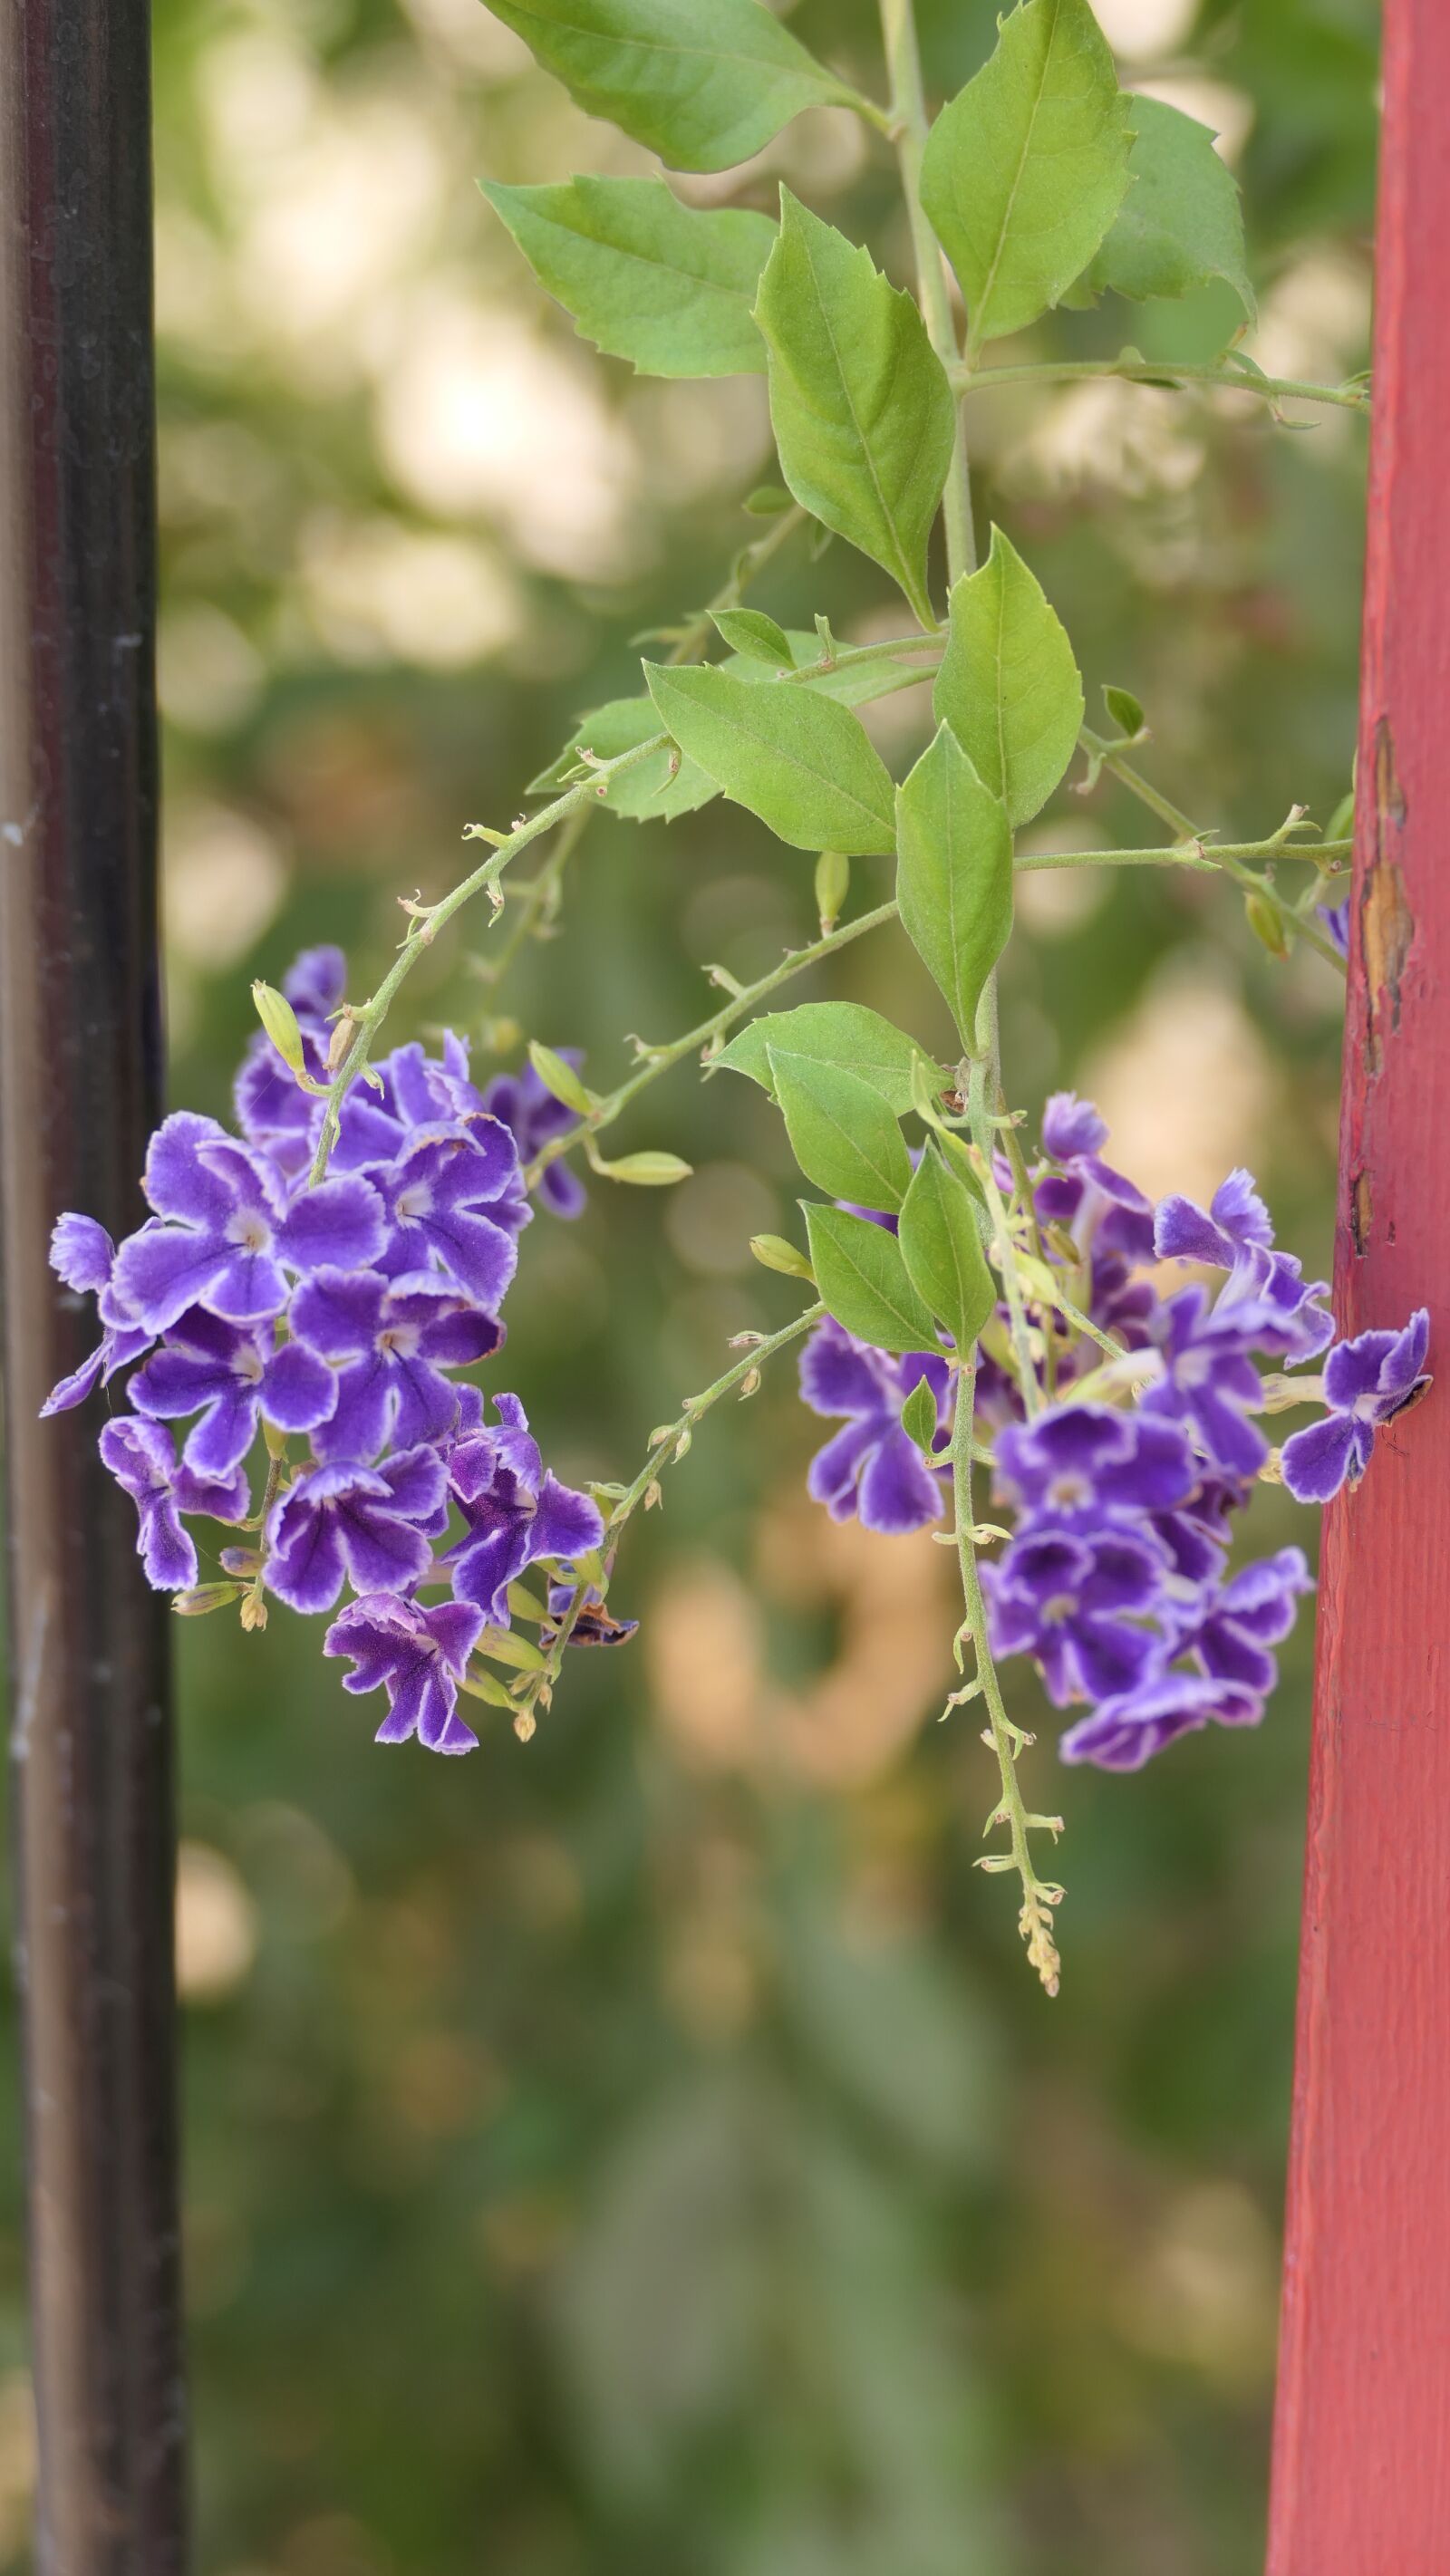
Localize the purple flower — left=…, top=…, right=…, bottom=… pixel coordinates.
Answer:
left=113, top=1114, right=385, bottom=1336
left=1281, top=1309, right=1431, bottom=1502
left=1059, top=1670, right=1263, bottom=1771
left=994, top=1404, right=1194, bottom=1531
left=446, top=1394, right=603, bottom=1619
left=1177, top=1546, right=1314, bottom=1693
left=1319, top=898, right=1350, bottom=960
left=483, top=1054, right=587, bottom=1219
left=1155, top=1170, right=1332, bottom=1362
left=98, top=1417, right=249, bottom=1591
left=41, top=1213, right=153, bottom=1414
left=264, top=1445, right=449, bottom=1616
left=986, top=1525, right=1165, bottom=1705
left=372, top=1115, right=527, bottom=1308
left=324, top=1592, right=485, bottom=1756
left=290, top=1267, right=503, bottom=1462
left=798, top=1319, right=951, bottom=1535
left=1139, top=1284, right=1271, bottom=1480
left=1036, top=1094, right=1155, bottom=1262
left=128, top=1307, right=337, bottom=1476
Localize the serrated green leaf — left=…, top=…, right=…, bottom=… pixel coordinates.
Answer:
left=480, top=176, right=775, bottom=376
left=643, top=661, right=896, bottom=855
left=934, top=526, right=1083, bottom=829
left=1083, top=98, right=1255, bottom=318
left=803, top=1203, right=941, bottom=1355
left=768, top=1048, right=912, bottom=1214
left=900, top=1374, right=940, bottom=1458
left=895, top=725, right=1013, bottom=1050
left=714, top=1002, right=942, bottom=1114
left=754, top=192, right=954, bottom=626
left=482, top=0, right=857, bottom=175
left=898, top=1144, right=995, bottom=1352
left=922, top=0, right=1134, bottom=358
left=710, top=607, right=794, bottom=664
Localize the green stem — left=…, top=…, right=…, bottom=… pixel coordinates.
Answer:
left=950, top=1349, right=1063, bottom=1995
left=1080, top=731, right=1348, bottom=970
left=525, top=900, right=900, bottom=1189
left=879, top=0, right=975, bottom=583
left=954, top=355, right=1370, bottom=416
left=517, top=1301, right=826, bottom=1717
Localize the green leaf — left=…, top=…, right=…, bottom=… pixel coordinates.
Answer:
left=643, top=661, right=896, bottom=855
left=899, top=1375, right=940, bottom=1458
left=921, top=0, right=1134, bottom=359
left=754, top=192, right=955, bottom=625
left=802, top=1204, right=941, bottom=1355
left=768, top=1048, right=912, bottom=1214
left=1083, top=98, right=1255, bottom=319
left=933, top=526, right=1083, bottom=829
left=894, top=725, right=1013, bottom=1050
left=743, top=483, right=793, bottom=515
left=527, top=696, right=714, bottom=823
left=713, top=1002, right=941, bottom=1114
left=897, top=1145, right=995, bottom=1351
left=480, top=177, right=775, bottom=377
left=709, top=607, right=793, bottom=665
left=1102, top=681, right=1145, bottom=737
left=482, top=0, right=857, bottom=175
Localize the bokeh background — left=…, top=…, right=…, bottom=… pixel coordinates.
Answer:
left=0, top=0, right=1379, bottom=2567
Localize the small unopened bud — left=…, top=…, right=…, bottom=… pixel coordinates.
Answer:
left=172, top=1581, right=245, bottom=1617
left=814, top=849, right=850, bottom=935
left=672, top=1427, right=692, bottom=1462
left=1244, top=889, right=1290, bottom=959
left=324, top=1012, right=357, bottom=1073
left=239, top=1590, right=268, bottom=1633
left=513, top=1708, right=537, bottom=1743
left=252, top=981, right=307, bottom=1077
left=527, top=1042, right=594, bottom=1116
left=594, top=1150, right=692, bottom=1186
left=749, top=1233, right=815, bottom=1283
left=737, top=1368, right=761, bottom=1401
left=643, top=1480, right=663, bottom=1512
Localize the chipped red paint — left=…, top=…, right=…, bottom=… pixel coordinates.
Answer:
left=1266, top=5, right=1450, bottom=2567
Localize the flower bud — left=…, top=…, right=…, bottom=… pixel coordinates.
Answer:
left=594, top=1150, right=692, bottom=1186
left=814, top=849, right=850, bottom=935
left=1244, top=891, right=1290, bottom=959
left=251, top=980, right=307, bottom=1077
left=749, top=1233, right=815, bottom=1282
left=527, top=1042, right=594, bottom=1116
left=172, top=1581, right=245, bottom=1617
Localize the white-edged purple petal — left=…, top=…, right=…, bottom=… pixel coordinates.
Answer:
left=260, top=1338, right=338, bottom=1434
left=50, top=1212, right=115, bottom=1294
left=1280, top=1411, right=1362, bottom=1503
left=275, top=1175, right=385, bottom=1278
left=142, top=1111, right=234, bottom=1226
left=531, top=1473, right=604, bottom=1564
left=856, top=1429, right=945, bottom=1534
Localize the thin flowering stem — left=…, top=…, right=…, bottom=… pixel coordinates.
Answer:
left=952, top=354, right=1371, bottom=416
left=515, top=1301, right=826, bottom=1724
left=524, top=901, right=901, bottom=1191
left=1081, top=731, right=1350, bottom=972
left=659, top=500, right=807, bottom=663
left=949, top=1348, right=1063, bottom=1995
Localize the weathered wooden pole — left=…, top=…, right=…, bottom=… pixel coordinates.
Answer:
left=1267, top=3, right=1450, bottom=2568
left=0, top=0, right=187, bottom=2563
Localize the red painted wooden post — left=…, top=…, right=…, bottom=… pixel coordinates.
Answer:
left=1266, top=4, right=1450, bottom=2566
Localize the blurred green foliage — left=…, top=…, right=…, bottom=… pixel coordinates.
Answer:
left=2, top=0, right=1378, bottom=2568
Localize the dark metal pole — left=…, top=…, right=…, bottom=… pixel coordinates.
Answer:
left=0, top=0, right=186, bottom=2564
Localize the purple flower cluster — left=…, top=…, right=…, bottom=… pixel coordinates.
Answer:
left=799, top=1095, right=1430, bottom=1772
left=43, top=949, right=611, bottom=1756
